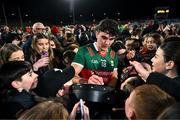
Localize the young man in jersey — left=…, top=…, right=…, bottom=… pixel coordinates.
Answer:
left=71, top=19, right=119, bottom=87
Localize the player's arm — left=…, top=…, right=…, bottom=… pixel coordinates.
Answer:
left=71, top=63, right=88, bottom=84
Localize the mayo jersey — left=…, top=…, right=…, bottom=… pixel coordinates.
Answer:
left=72, top=42, right=118, bottom=85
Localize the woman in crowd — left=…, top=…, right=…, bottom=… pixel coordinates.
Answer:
left=121, top=36, right=180, bottom=101
left=18, top=98, right=90, bottom=120
left=27, top=33, right=61, bottom=76
left=140, top=33, right=163, bottom=64
left=18, top=99, right=69, bottom=120
left=0, top=43, right=24, bottom=64
left=49, top=34, right=63, bottom=51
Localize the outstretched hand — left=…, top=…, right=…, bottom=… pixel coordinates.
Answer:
left=129, top=61, right=151, bottom=81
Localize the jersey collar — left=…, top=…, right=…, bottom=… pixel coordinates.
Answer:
left=93, top=42, right=98, bottom=51
left=93, top=42, right=109, bottom=52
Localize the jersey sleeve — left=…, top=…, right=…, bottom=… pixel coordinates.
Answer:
left=72, top=47, right=85, bottom=68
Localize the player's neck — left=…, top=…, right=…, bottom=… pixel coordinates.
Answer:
left=99, top=50, right=106, bottom=54
left=96, top=43, right=107, bottom=53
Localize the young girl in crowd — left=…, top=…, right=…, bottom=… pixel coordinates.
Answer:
left=0, top=43, right=24, bottom=64
left=140, top=33, right=163, bottom=64
left=27, top=33, right=60, bottom=76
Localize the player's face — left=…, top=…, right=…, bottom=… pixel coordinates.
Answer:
left=96, top=31, right=116, bottom=51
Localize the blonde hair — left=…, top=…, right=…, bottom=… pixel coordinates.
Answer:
left=18, top=100, right=69, bottom=120
left=30, top=33, right=55, bottom=68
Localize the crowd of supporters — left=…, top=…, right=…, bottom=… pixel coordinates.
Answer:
left=0, top=18, right=180, bottom=119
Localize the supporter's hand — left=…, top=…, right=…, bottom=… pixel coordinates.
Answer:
left=88, top=74, right=104, bottom=85
left=69, top=101, right=90, bottom=120
left=12, top=39, right=21, bottom=45
left=56, top=86, right=70, bottom=97
left=120, top=77, right=133, bottom=90
left=122, top=66, right=134, bottom=73
left=33, top=57, right=49, bottom=71
left=126, top=50, right=135, bottom=60
left=141, top=62, right=152, bottom=72
left=129, top=61, right=151, bottom=81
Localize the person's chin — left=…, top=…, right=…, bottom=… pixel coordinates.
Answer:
left=152, top=67, right=155, bottom=72
left=149, top=47, right=155, bottom=51
left=31, top=82, right=38, bottom=89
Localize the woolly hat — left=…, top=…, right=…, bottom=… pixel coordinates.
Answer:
left=36, top=66, right=75, bottom=97
left=51, top=26, right=60, bottom=35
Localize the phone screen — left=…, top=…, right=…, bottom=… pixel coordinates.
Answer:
left=41, top=51, right=49, bottom=58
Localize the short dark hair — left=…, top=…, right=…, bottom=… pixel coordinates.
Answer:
left=0, top=61, right=31, bottom=88
left=95, top=19, right=119, bottom=36
left=160, top=36, right=180, bottom=75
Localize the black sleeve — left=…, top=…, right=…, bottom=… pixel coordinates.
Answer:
left=0, top=102, right=24, bottom=119
left=147, top=72, right=180, bottom=101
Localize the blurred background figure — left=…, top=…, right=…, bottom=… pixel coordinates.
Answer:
left=0, top=43, right=24, bottom=65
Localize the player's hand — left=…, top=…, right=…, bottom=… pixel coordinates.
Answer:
left=88, top=74, right=104, bottom=85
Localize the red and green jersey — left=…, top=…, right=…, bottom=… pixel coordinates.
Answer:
left=72, top=43, right=118, bottom=85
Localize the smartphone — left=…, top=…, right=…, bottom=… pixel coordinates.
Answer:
left=41, top=51, right=49, bottom=58
left=80, top=99, right=84, bottom=118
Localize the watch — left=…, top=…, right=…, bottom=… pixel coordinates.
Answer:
left=33, top=66, right=39, bottom=71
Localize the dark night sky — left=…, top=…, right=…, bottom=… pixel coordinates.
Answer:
left=0, top=0, right=179, bottom=25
